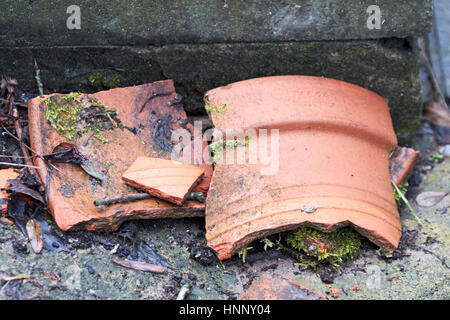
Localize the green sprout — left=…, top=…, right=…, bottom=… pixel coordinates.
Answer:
left=431, top=152, right=444, bottom=163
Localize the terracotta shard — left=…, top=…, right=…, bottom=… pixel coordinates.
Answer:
left=0, top=168, right=19, bottom=213
left=28, top=81, right=207, bottom=231
left=239, top=274, right=327, bottom=300
left=122, top=157, right=204, bottom=206
left=389, top=147, right=420, bottom=185
left=205, top=76, right=401, bottom=260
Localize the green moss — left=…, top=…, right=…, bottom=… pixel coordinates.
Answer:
left=42, top=93, right=118, bottom=143
left=209, top=139, right=248, bottom=164
left=285, top=227, right=362, bottom=270
left=431, top=152, right=444, bottom=163
left=89, top=72, right=121, bottom=90
left=237, top=246, right=253, bottom=263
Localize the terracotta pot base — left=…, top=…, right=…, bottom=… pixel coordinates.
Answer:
left=204, top=76, right=401, bottom=260
left=0, top=168, right=19, bottom=214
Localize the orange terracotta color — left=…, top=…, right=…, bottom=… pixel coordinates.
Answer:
left=28, top=81, right=207, bottom=231
left=389, top=147, right=420, bottom=185
left=239, top=274, right=327, bottom=300
left=0, top=168, right=19, bottom=213
left=122, top=157, right=204, bottom=206
left=205, top=76, right=400, bottom=260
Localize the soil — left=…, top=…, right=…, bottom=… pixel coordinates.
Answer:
left=0, top=87, right=448, bottom=300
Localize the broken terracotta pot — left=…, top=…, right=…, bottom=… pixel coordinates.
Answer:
left=205, top=76, right=401, bottom=260
left=0, top=168, right=19, bottom=213
left=389, top=147, right=420, bottom=185
left=28, top=81, right=211, bottom=231
left=239, top=274, right=327, bottom=300
left=122, top=157, right=204, bottom=206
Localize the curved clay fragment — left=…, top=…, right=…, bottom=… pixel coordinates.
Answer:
left=28, top=81, right=209, bottom=231
left=204, top=76, right=401, bottom=260
left=389, top=147, right=420, bottom=185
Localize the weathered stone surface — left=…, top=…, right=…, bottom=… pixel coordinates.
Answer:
left=428, top=0, right=450, bottom=98
left=122, top=157, right=205, bottom=206
left=0, top=0, right=432, bottom=47
left=0, top=39, right=422, bottom=140
left=239, top=274, right=327, bottom=300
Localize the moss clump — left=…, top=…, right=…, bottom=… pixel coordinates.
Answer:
left=89, top=72, right=121, bottom=90
left=237, top=246, right=253, bottom=263
left=43, top=93, right=118, bottom=143
left=285, top=227, right=362, bottom=270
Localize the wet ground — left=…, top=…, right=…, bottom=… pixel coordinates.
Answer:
left=0, top=118, right=448, bottom=300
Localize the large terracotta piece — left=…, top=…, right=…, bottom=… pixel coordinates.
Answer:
left=28, top=81, right=209, bottom=231
left=239, top=274, right=327, bottom=300
left=205, top=76, right=401, bottom=260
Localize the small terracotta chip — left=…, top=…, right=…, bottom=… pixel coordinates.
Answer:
left=0, top=168, right=19, bottom=213
left=122, top=157, right=204, bottom=206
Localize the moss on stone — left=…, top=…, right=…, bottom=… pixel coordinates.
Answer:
left=42, top=93, right=118, bottom=143
left=204, top=103, right=227, bottom=117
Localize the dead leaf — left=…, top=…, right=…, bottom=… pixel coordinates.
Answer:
left=112, top=258, right=166, bottom=274
left=1, top=275, right=29, bottom=281
left=26, top=219, right=43, bottom=254
left=424, top=101, right=450, bottom=144
left=416, top=191, right=449, bottom=207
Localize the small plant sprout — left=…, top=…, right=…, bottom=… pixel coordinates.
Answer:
left=261, top=238, right=274, bottom=251
left=391, top=179, right=422, bottom=225
left=237, top=246, right=253, bottom=263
